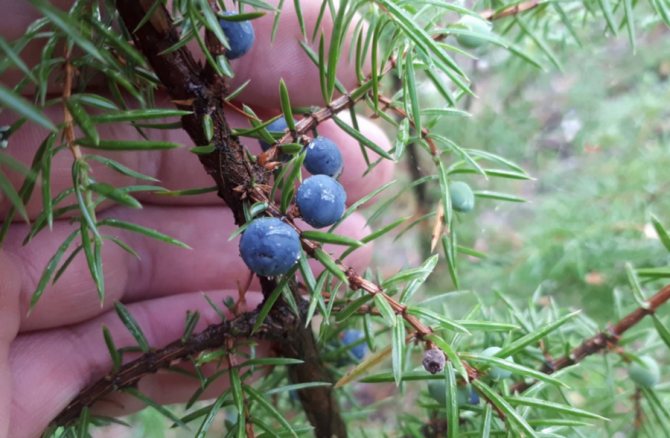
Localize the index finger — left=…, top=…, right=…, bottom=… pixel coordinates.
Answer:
left=0, top=0, right=365, bottom=108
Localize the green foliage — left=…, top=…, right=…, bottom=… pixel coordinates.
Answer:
left=1, top=0, right=669, bottom=437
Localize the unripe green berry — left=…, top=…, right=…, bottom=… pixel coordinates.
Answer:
left=628, top=355, right=661, bottom=388
left=455, top=16, right=493, bottom=49
left=449, top=181, right=475, bottom=213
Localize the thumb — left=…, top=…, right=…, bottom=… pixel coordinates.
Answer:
left=0, top=250, right=21, bottom=437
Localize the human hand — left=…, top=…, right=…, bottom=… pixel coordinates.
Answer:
left=0, top=2, right=393, bottom=436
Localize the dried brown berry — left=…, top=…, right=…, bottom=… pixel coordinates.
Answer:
left=423, top=348, right=446, bottom=374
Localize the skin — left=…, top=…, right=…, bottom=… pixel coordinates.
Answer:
left=0, top=1, right=393, bottom=437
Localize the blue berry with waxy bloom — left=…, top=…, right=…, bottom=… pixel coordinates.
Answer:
left=449, top=181, right=475, bottom=213
left=628, top=355, right=661, bottom=388
left=304, top=136, right=344, bottom=178
left=341, top=329, right=367, bottom=361
left=219, top=12, right=255, bottom=60
left=239, top=217, right=300, bottom=277
left=259, top=116, right=295, bottom=151
left=296, top=175, right=346, bottom=228
left=481, top=346, right=514, bottom=380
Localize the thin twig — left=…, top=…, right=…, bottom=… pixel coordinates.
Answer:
left=480, top=0, right=542, bottom=21
left=53, top=309, right=279, bottom=426
left=62, top=56, right=81, bottom=160
left=512, top=284, right=670, bottom=393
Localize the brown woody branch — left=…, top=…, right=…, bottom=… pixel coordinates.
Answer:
left=53, top=308, right=279, bottom=426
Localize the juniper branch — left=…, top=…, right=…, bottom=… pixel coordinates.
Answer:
left=112, top=2, right=346, bottom=436
left=52, top=308, right=276, bottom=426
left=512, top=283, right=670, bottom=393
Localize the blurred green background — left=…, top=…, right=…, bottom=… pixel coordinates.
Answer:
left=405, top=26, right=670, bottom=323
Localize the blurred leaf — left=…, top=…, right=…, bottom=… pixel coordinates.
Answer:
left=123, top=387, right=186, bottom=427
left=278, top=79, right=295, bottom=131
left=391, top=316, right=405, bottom=386
left=621, top=0, right=636, bottom=52
left=244, top=385, right=298, bottom=437
left=650, top=214, right=670, bottom=252
left=194, top=392, right=228, bottom=438
left=77, top=139, right=181, bottom=150
left=264, top=381, right=331, bottom=396
left=102, top=325, right=122, bottom=372
left=408, top=307, right=469, bottom=333
left=507, top=397, right=609, bottom=420
left=181, top=310, right=200, bottom=343
left=455, top=320, right=519, bottom=332
left=333, top=116, right=393, bottom=160
left=31, top=0, right=107, bottom=63
left=481, top=403, right=493, bottom=438
left=80, top=223, right=105, bottom=302
left=98, top=218, right=191, bottom=249
left=0, top=168, right=29, bottom=223
left=0, top=84, right=56, bottom=131
left=30, top=229, right=79, bottom=310
left=229, top=368, right=245, bottom=438
left=88, top=182, right=142, bottom=209
left=335, top=344, right=392, bottom=388
left=625, top=262, right=647, bottom=307
left=461, top=353, right=567, bottom=387
left=373, top=294, right=397, bottom=327
left=445, top=362, right=459, bottom=438
left=252, top=271, right=296, bottom=334
left=471, top=380, right=538, bottom=437
left=652, top=314, right=670, bottom=350
left=91, top=108, right=191, bottom=123
left=0, top=36, right=36, bottom=83
left=497, top=310, right=581, bottom=357
left=87, top=156, right=159, bottom=182
left=313, top=248, right=348, bottom=283
left=636, top=268, right=670, bottom=279
left=474, top=190, right=526, bottom=203
left=114, top=302, right=149, bottom=352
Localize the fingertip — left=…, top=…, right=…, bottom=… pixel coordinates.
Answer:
left=300, top=212, right=372, bottom=277
left=317, top=117, right=395, bottom=206
left=228, top=1, right=363, bottom=108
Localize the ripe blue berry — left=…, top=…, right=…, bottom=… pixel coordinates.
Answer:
left=259, top=116, right=294, bottom=151
left=341, top=329, right=367, bottom=361
left=628, top=355, right=661, bottom=388
left=296, top=175, right=346, bottom=228
left=304, top=136, right=344, bottom=178
left=449, top=181, right=475, bottom=213
left=481, top=346, right=514, bottom=380
left=239, top=217, right=300, bottom=277
left=455, top=16, right=492, bottom=49
left=219, top=12, right=255, bottom=60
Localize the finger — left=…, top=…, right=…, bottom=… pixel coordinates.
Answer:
left=8, top=289, right=266, bottom=438
left=0, top=104, right=392, bottom=218
left=228, top=0, right=366, bottom=108
left=0, top=250, right=21, bottom=437
left=7, top=206, right=373, bottom=331
left=1, top=0, right=365, bottom=108
left=316, top=116, right=394, bottom=205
